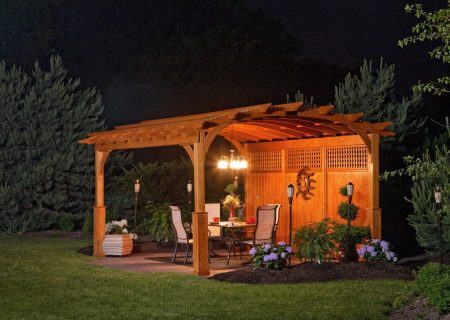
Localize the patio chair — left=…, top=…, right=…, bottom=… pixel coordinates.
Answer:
left=170, top=206, right=193, bottom=264
left=267, top=203, right=281, bottom=239
left=206, top=203, right=222, bottom=262
left=237, top=204, right=278, bottom=257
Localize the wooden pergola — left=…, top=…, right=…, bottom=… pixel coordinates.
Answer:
left=80, top=102, right=394, bottom=276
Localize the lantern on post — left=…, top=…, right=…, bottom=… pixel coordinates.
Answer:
left=187, top=180, right=193, bottom=214
left=434, top=186, right=444, bottom=264
left=345, top=181, right=354, bottom=257
left=287, top=182, right=295, bottom=246
left=134, top=179, right=141, bottom=228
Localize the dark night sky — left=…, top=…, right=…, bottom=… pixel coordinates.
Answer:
left=102, top=0, right=448, bottom=128
left=248, top=0, right=446, bottom=94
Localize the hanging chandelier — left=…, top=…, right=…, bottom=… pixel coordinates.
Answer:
left=217, top=150, right=248, bottom=169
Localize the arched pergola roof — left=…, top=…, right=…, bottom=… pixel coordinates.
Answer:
left=80, top=102, right=394, bottom=153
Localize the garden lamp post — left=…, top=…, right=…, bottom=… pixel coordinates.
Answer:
left=287, top=182, right=295, bottom=246
left=187, top=180, right=193, bottom=213
left=434, top=186, right=443, bottom=264
left=346, top=181, right=354, bottom=258
left=134, top=179, right=140, bottom=228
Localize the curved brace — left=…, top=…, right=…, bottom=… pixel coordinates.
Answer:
left=182, top=145, right=194, bottom=163
left=347, top=125, right=372, bottom=155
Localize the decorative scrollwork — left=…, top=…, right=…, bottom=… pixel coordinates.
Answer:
left=296, top=167, right=316, bottom=200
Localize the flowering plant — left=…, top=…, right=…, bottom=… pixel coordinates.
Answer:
left=357, top=239, right=397, bottom=262
left=249, top=242, right=292, bottom=269
left=105, top=219, right=138, bottom=240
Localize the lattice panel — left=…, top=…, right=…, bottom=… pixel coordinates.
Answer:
left=326, top=146, right=368, bottom=169
left=286, top=148, right=322, bottom=169
left=251, top=151, right=282, bottom=171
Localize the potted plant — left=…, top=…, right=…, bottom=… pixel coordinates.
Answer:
left=330, top=221, right=370, bottom=262
left=222, top=184, right=242, bottom=221
left=103, top=219, right=137, bottom=256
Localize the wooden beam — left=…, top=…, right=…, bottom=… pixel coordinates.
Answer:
left=93, top=148, right=110, bottom=257
left=95, top=134, right=197, bottom=151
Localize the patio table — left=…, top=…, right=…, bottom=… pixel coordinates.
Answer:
left=208, top=221, right=255, bottom=265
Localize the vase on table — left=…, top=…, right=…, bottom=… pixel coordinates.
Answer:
left=102, top=234, right=133, bottom=256
left=228, top=207, right=238, bottom=222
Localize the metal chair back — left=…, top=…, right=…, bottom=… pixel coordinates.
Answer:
left=254, top=205, right=277, bottom=245
left=170, top=206, right=189, bottom=243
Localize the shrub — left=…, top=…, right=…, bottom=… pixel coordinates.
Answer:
left=358, top=239, right=398, bottom=262
left=330, top=221, right=370, bottom=246
left=57, top=213, right=74, bottom=232
left=294, top=219, right=336, bottom=263
left=337, top=202, right=359, bottom=221
left=416, top=263, right=450, bottom=314
left=249, top=242, right=292, bottom=270
left=139, top=203, right=174, bottom=241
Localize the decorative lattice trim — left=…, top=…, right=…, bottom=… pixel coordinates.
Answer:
left=325, top=146, right=368, bottom=169
left=251, top=151, right=282, bottom=171
left=286, top=148, right=322, bottom=169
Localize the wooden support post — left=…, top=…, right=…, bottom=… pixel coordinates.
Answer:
left=366, top=208, right=382, bottom=239
left=192, top=131, right=209, bottom=276
left=367, top=134, right=381, bottom=238
left=93, top=148, right=110, bottom=257
left=192, top=211, right=209, bottom=276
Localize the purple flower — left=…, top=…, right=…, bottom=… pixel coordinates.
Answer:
left=371, top=251, right=377, bottom=257
left=268, top=253, right=278, bottom=261
left=285, top=246, right=292, bottom=253
left=366, top=246, right=375, bottom=253
left=263, top=255, right=271, bottom=262
left=357, top=247, right=366, bottom=257
left=277, top=241, right=286, bottom=246
left=249, top=247, right=257, bottom=256
left=380, top=241, right=389, bottom=249
left=263, top=244, right=271, bottom=252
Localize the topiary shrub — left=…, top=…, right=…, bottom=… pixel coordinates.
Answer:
left=294, top=218, right=336, bottom=263
left=416, top=263, right=450, bottom=314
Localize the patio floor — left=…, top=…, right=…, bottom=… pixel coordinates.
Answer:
left=91, top=249, right=250, bottom=277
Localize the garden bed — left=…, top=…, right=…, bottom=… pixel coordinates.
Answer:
left=210, top=262, right=414, bottom=284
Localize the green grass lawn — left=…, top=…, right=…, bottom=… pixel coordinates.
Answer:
left=0, top=235, right=412, bottom=320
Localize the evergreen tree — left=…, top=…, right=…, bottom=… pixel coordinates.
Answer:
left=334, top=59, right=425, bottom=156
left=0, top=56, right=129, bottom=232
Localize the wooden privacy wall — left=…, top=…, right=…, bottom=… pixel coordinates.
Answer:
left=244, top=134, right=381, bottom=242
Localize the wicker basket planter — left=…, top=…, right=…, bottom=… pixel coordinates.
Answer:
left=102, top=234, right=133, bottom=256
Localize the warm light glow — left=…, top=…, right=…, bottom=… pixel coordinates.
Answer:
left=217, top=150, right=247, bottom=170
left=134, top=179, right=141, bottom=193
left=218, top=156, right=228, bottom=169
left=187, top=180, right=193, bottom=193
left=435, top=187, right=442, bottom=204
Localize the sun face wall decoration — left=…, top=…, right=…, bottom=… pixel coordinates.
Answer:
left=296, top=167, right=316, bottom=200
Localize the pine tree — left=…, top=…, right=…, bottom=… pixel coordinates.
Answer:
left=0, top=56, right=130, bottom=232
left=334, top=59, right=425, bottom=155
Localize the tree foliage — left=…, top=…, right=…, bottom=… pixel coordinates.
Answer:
left=399, top=2, right=450, bottom=95
left=106, top=160, right=193, bottom=224
left=383, top=122, right=450, bottom=256
left=0, top=56, right=130, bottom=232
left=334, top=59, right=425, bottom=156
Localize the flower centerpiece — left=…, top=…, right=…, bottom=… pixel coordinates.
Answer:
left=357, top=239, right=398, bottom=262
left=222, top=184, right=242, bottom=221
left=249, top=242, right=292, bottom=270
left=103, top=219, right=137, bottom=256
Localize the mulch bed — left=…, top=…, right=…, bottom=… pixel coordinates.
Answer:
left=210, top=262, right=415, bottom=284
